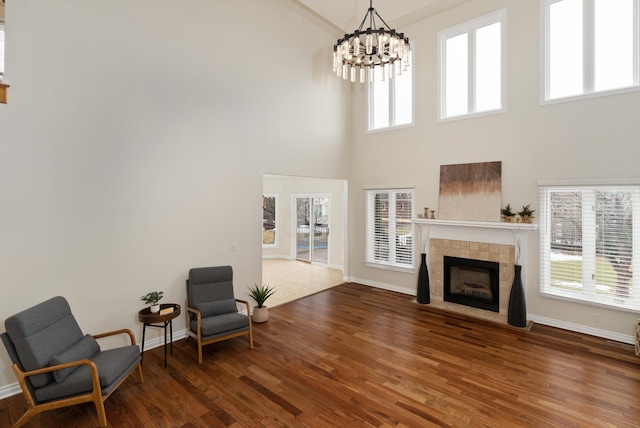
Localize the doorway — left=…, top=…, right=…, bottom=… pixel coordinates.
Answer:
left=295, top=195, right=329, bottom=265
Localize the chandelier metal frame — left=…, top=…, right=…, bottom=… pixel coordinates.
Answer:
left=332, top=0, right=411, bottom=83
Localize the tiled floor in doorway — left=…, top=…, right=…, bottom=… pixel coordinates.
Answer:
left=262, top=259, right=344, bottom=307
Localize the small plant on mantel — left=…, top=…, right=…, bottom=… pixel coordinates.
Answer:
left=517, top=204, right=536, bottom=224
left=501, top=204, right=516, bottom=222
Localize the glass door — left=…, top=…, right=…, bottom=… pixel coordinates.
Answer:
left=295, top=196, right=329, bottom=264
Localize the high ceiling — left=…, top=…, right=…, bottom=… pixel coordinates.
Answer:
left=295, top=0, right=469, bottom=34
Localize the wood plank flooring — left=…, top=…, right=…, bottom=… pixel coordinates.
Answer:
left=1, top=283, right=639, bottom=427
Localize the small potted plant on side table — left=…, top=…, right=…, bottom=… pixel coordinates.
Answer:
left=140, top=291, right=164, bottom=313
left=248, top=283, right=276, bottom=323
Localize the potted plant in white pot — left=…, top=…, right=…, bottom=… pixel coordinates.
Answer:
left=140, top=291, right=164, bottom=313
left=247, top=283, right=276, bottom=323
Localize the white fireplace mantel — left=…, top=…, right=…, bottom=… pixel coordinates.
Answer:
left=411, top=219, right=538, bottom=325
left=411, top=218, right=537, bottom=251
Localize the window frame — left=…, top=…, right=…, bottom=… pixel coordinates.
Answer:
left=540, top=0, right=640, bottom=104
left=366, top=49, right=414, bottom=133
left=538, top=179, right=640, bottom=312
left=437, top=9, right=507, bottom=122
left=364, top=187, right=415, bottom=272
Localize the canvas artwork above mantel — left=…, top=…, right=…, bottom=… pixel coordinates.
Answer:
left=438, top=161, right=502, bottom=222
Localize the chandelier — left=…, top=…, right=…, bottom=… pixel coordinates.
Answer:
left=332, top=0, right=411, bottom=83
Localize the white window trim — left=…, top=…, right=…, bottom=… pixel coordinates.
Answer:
left=364, top=187, right=415, bottom=273
left=539, top=0, right=640, bottom=105
left=437, top=9, right=507, bottom=122
left=366, top=47, right=415, bottom=133
left=538, top=179, right=640, bottom=312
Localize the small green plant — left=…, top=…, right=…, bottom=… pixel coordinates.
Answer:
left=247, top=283, right=276, bottom=308
left=140, top=291, right=164, bottom=306
left=501, top=203, right=515, bottom=217
left=517, top=204, right=536, bottom=217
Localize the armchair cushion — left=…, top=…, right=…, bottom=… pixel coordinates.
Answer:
left=35, top=345, right=140, bottom=403
left=51, top=334, right=101, bottom=383
left=192, top=299, right=238, bottom=318
left=193, top=312, right=249, bottom=337
left=4, top=296, right=84, bottom=388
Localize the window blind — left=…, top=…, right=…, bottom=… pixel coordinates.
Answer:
left=364, top=188, right=414, bottom=270
left=539, top=183, right=640, bottom=311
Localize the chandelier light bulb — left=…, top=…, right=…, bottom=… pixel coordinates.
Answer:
left=360, top=67, right=365, bottom=83
left=365, top=31, right=373, bottom=55
left=353, top=33, right=360, bottom=57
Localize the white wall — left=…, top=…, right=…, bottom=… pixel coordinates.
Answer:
left=262, top=174, right=347, bottom=270
left=0, top=0, right=350, bottom=390
left=348, top=0, right=640, bottom=342
left=1, top=0, right=638, bottom=397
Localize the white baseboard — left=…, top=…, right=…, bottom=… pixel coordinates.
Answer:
left=347, top=276, right=416, bottom=296
left=348, top=277, right=636, bottom=345
left=140, top=328, right=188, bottom=351
left=0, top=382, right=22, bottom=400
left=528, top=315, right=635, bottom=345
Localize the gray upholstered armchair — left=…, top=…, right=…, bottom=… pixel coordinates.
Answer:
left=1, top=296, right=143, bottom=428
left=186, top=266, right=253, bottom=363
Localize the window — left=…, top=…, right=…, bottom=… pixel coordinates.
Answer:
left=438, top=9, right=506, bottom=120
left=367, top=51, right=413, bottom=131
left=539, top=181, right=640, bottom=311
left=541, top=0, right=640, bottom=102
left=262, top=194, right=278, bottom=247
left=365, top=188, right=414, bottom=270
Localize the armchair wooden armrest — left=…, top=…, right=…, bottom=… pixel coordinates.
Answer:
left=93, top=328, right=137, bottom=345
left=235, top=298, right=251, bottom=317
left=185, top=303, right=202, bottom=340
left=10, top=358, right=102, bottom=418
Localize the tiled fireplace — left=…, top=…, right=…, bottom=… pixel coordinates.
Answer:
left=413, top=219, right=536, bottom=325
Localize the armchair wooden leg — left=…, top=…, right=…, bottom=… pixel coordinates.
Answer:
left=198, top=342, right=203, bottom=364
left=135, top=362, right=144, bottom=383
left=11, top=407, right=41, bottom=428
left=94, top=399, right=108, bottom=427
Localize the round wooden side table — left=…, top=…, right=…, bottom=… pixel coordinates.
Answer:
left=138, top=303, right=181, bottom=368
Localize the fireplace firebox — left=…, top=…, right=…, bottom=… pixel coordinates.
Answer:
left=443, top=256, right=499, bottom=312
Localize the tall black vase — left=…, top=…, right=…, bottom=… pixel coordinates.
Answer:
left=417, top=253, right=430, bottom=304
left=507, top=264, right=527, bottom=327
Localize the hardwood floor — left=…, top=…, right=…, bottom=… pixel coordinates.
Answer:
left=2, top=283, right=639, bottom=427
